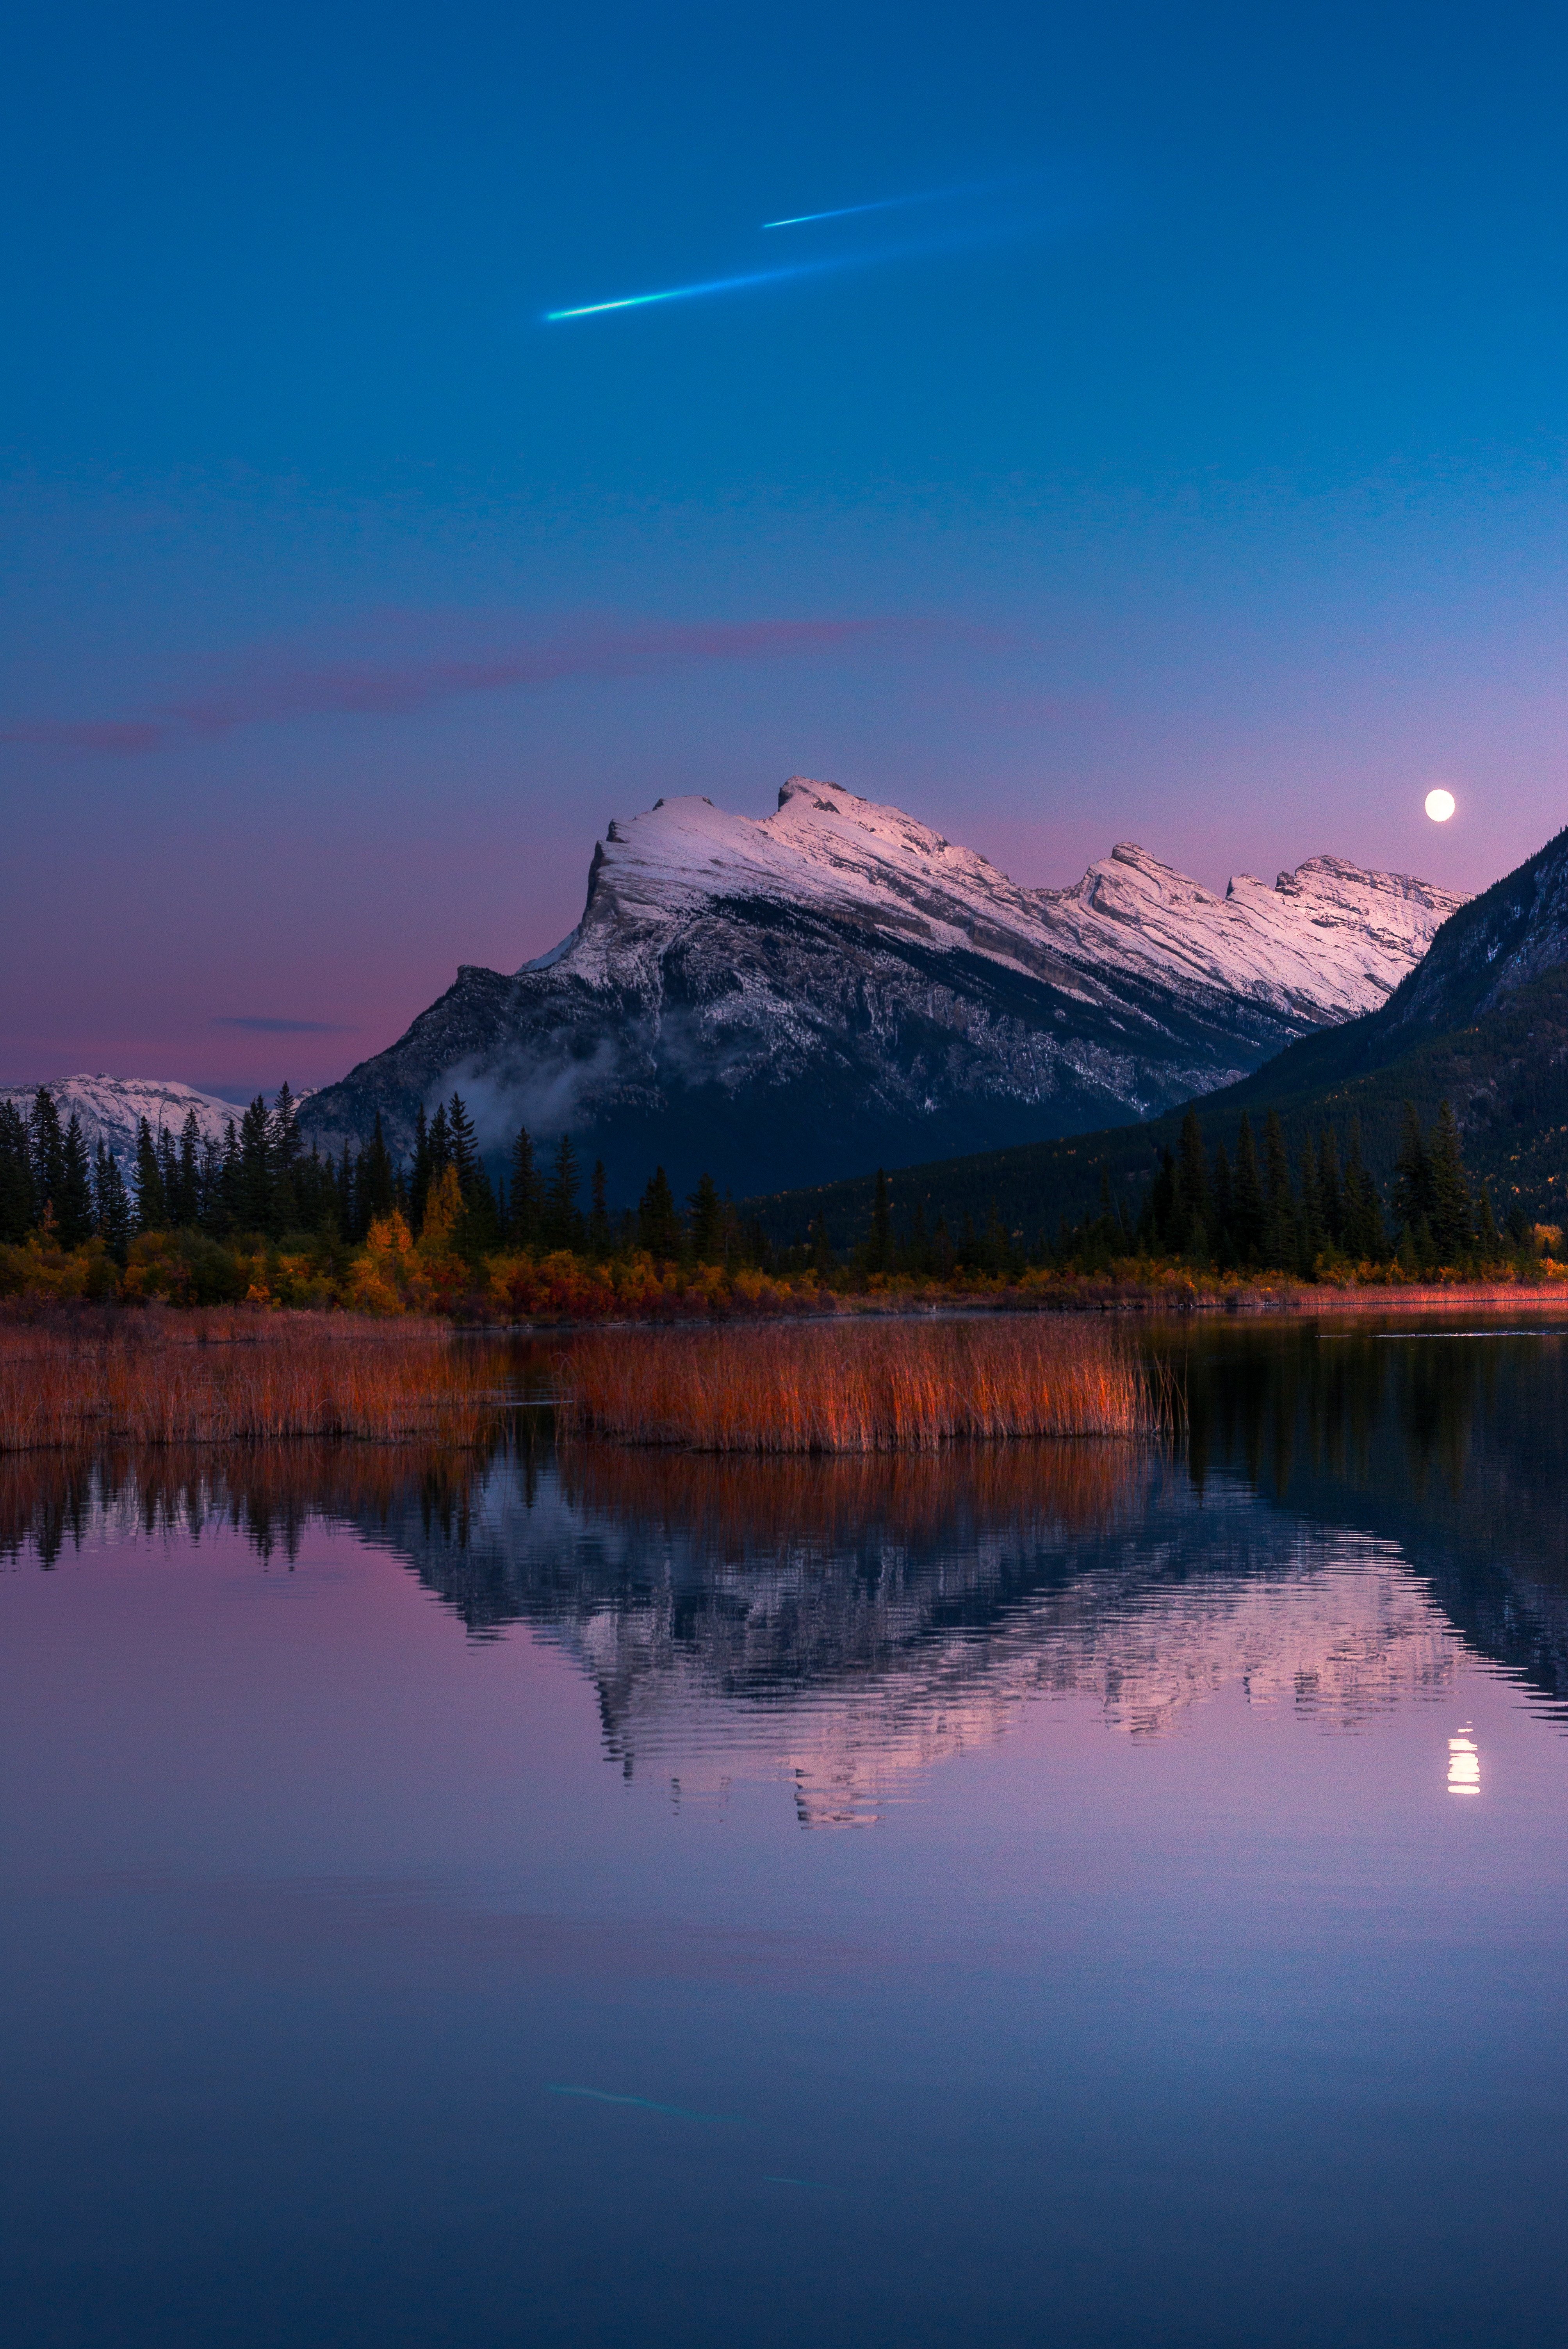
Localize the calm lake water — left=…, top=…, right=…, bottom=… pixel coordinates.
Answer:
left=3, top=1317, right=1567, bottom=2347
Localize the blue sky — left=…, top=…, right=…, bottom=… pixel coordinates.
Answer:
left=4, top=0, right=1567, bottom=1095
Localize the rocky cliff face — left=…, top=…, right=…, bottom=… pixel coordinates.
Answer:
left=297, top=779, right=1462, bottom=1198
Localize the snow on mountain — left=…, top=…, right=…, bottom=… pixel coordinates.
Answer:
left=0, top=1075, right=248, bottom=1167
left=298, top=778, right=1465, bottom=1201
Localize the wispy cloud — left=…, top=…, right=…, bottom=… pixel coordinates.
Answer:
left=1, top=614, right=902, bottom=758
left=213, top=1016, right=354, bottom=1034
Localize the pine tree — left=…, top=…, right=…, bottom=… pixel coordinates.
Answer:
left=870, top=1166, right=892, bottom=1272
left=1392, top=1101, right=1435, bottom=1241
left=156, top=1125, right=179, bottom=1226
left=688, top=1171, right=723, bottom=1264
left=0, top=1102, right=34, bottom=1240
left=1262, top=1112, right=1295, bottom=1269
left=94, top=1143, right=132, bottom=1262
left=543, top=1132, right=581, bottom=1253
left=410, top=1103, right=432, bottom=1232
left=1296, top=1144, right=1324, bottom=1273
left=447, top=1093, right=479, bottom=1197
left=1475, top=1182, right=1500, bottom=1257
left=1316, top=1129, right=1343, bottom=1249
left=28, top=1088, right=66, bottom=1224
left=507, top=1125, right=541, bottom=1251
left=1176, top=1110, right=1208, bottom=1254
left=588, top=1160, right=612, bottom=1258
left=362, top=1114, right=395, bottom=1223
left=1429, top=1101, right=1473, bottom=1264
left=235, top=1096, right=273, bottom=1234
left=636, top=1166, right=680, bottom=1261
left=1341, top=1118, right=1384, bottom=1260
left=57, top=1114, right=94, bottom=1246
left=1231, top=1114, right=1267, bottom=1263
left=134, top=1118, right=167, bottom=1232
left=1209, top=1141, right=1234, bottom=1262
left=810, top=1213, right=836, bottom=1276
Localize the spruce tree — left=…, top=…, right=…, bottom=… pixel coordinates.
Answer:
left=1342, top=1118, right=1384, bottom=1260
left=1262, top=1112, right=1295, bottom=1269
left=1296, top=1144, right=1324, bottom=1274
left=637, top=1166, right=680, bottom=1261
left=362, top=1114, right=395, bottom=1222
left=57, top=1114, right=94, bottom=1247
left=1392, top=1101, right=1435, bottom=1242
left=134, top=1118, right=167, bottom=1232
left=589, top=1160, right=612, bottom=1258
left=1231, top=1114, right=1266, bottom=1263
left=171, top=1110, right=201, bottom=1227
left=507, top=1125, right=540, bottom=1250
left=94, top=1143, right=132, bottom=1262
left=156, top=1125, right=179, bottom=1226
left=447, top=1093, right=479, bottom=1196
left=1316, top=1129, right=1343, bottom=1249
left=28, top=1088, right=66, bottom=1224
left=236, top=1097, right=273, bottom=1234
left=1175, top=1110, right=1208, bottom=1253
left=688, top=1171, right=722, bottom=1265
left=410, top=1103, right=432, bottom=1232
left=0, top=1102, right=34, bottom=1240
left=870, top=1167, right=892, bottom=1272
left=1429, top=1101, right=1473, bottom=1264
left=1209, top=1141, right=1233, bottom=1262
left=543, top=1132, right=581, bottom=1252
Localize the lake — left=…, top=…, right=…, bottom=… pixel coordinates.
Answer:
left=3, top=1316, right=1566, bottom=2347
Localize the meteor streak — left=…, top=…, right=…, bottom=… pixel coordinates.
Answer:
left=546, top=259, right=829, bottom=321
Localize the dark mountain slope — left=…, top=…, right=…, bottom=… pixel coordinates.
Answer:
left=748, top=826, right=1568, bottom=1248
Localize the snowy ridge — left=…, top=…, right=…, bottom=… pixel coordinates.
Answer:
left=0, top=1075, right=248, bottom=1168
left=558, top=779, right=1463, bottom=1021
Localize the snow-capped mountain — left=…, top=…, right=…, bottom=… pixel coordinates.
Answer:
left=298, top=779, right=1465, bottom=1199
left=0, top=1075, right=248, bottom=1167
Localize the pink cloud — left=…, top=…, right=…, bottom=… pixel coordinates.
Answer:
left=1, top=615, right=912, bottom=757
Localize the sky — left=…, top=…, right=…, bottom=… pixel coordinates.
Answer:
left=4, top=0, right=1568, bottom=1100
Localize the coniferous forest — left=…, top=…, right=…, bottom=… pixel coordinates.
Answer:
left=0, top=1079, right=1553, bottom=1315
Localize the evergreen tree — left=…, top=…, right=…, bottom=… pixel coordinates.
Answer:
left=133, top=1118, right=167, bottom=1232
left=543, top=1132, right=581, bottom=1252
left=588, top=1160, right=612, bottom=1258
left=28, top=1088, right=66, bottom=1223
left=810, top=1212, right=836, bottom=1276
left=1175, top=1110, right=1209, bottom=1254
left=235, top=1096, right=273, bottom=1233
left=1392, top=1101, right=1436, bottom=1240
left=270, top=1084, right=301, bottom=1230
left=362, top=1114, right=395, bottom=1223
left=687, top=1171, right=723, bottom=1264
left=506, top=1125, right=541, bottom=1250
left=169, top=1110, right=201, bottom=1227
left=57, top=1114, right=94, bottom=1246
left=93, top=1143, right=132, bottom=1262
left=1296, top=1143, right=1325, bottom=1273
left=156, top=1125, right=179, bottom=1226
left=1342, top=1118, right=1385, bottom=1260
left=1262, top=1111, right=1295, bottom=1269
left=636, top=1165, right=680, bottom=1261
left=198, top=1133, right=223, bottom=1232
left=447, top=1093, right=479, bottom=1196
left=1231, top=1114, right=1267, bottom=1264
left=1429, top=1101, right=1473, bottom=1263
left=410, top=1103, right=432, bottom=1232
left=1475, top=1182, right=1500, bottom=1257
left=0, top=1102, right=34, bottom=1240
left=1316, top=1129, right=1343, bottom=1249
left=1210, top=1141, right=1234, bottom=1263
left=870, top=1166, right=892, bottom=1272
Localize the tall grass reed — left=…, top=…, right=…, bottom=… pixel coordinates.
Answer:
left=560, top=1316, right=1165, bottom=1452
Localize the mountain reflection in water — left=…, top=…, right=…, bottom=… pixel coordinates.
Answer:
left=9, top=1318, right=1565, bottom=1825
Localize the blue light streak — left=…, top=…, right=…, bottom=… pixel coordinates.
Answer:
left=545, top=261, right=823, bottom=322
left=762, top=196, right=911, bottom=229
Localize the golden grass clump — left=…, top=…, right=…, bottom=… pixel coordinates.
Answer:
left=559, top=1315, right=1162, bottom=1452
left=0, top=1309, right=510, bottom=1453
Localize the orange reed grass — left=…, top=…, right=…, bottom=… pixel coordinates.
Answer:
left=559, top=1315, right=1163, bottom=1452
left=0, top=1309, right=512, bottom=1452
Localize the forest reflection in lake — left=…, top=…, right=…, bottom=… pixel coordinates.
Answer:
left=2, top=1317, right=1567, bottom=2347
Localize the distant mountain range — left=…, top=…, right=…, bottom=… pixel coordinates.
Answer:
left=751, top=820, right=1568, bottom=1244
left=294, top=779, right=1460, bottom=1199
left=0, top=1075, right=246, bottom=1167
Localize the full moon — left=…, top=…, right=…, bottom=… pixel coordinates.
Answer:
left=1425, top=788, right=1457, bottom=822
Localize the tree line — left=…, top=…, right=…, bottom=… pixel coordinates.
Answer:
left=0, top=1085, right=775, bottom=1272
